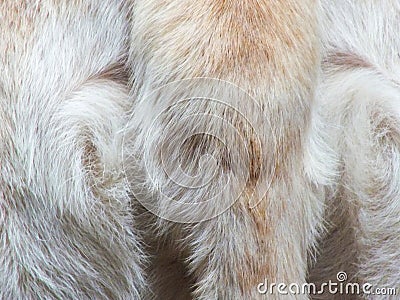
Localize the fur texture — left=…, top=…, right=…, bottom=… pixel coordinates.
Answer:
left=0, top=1, right=145, bottom=299
left=128, top=0, right=400, bottom=299
left=310, top=1, right=400, bottom=299
left=2, top=1, right=400, bottom=299
left=127, top=1, right=333, bottom=299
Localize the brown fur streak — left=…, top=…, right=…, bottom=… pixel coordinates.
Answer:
left=92, top=61, right=130, bottom=88
left=323, top=50, right=373, bottom=71
left=229, top=198, right=286, bottom=293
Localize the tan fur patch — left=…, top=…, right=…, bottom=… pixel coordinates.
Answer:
left=134, top=0, right=319, bottom=89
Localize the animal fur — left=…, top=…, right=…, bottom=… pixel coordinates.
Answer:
left=128, top=0, right=400, bottom=299
left=310, top=1, right=400, bottom=299
left=0, top=1, right=145, bottom=299
left=2, top=0, right=400, bottom=299
left=128, top=1, right=329, bottom=299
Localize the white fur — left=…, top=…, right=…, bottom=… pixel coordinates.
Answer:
left=310, top=1, right=400, bottom=298
left=2, top=1, right=400, bottom=299
left=0, top=1, right=145, bottom=299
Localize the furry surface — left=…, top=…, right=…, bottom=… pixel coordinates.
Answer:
left=127, top=1, right=333, bottom=299
left=127, top=0, right=400, bottom=299
left=310, top=1, right=400, bottom=299
left=2, top=1, right=400, bottom=299
left=0, top=1, right=145, bottom=299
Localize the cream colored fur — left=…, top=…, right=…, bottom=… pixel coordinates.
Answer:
left=1, top=1, right=400, bottom=299
left=310, top=1, right=400, bottom=299
left=128, top=0, right=400, bottom=299
left=128, top=1, right=330, bottom=299
left=0, top=1, right=145, bottom=299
